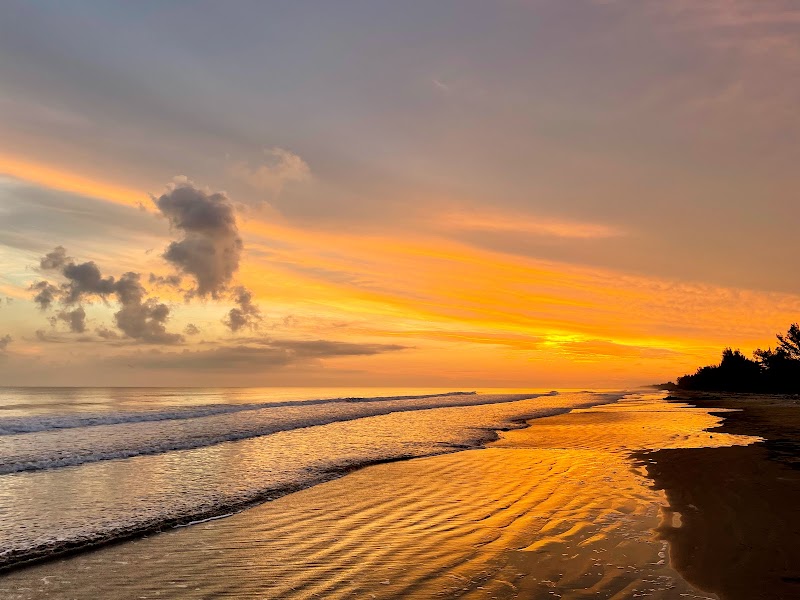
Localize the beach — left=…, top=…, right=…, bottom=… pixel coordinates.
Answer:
left=638, top=393, right=800, bottom=599
left=3, top=390, right=795, bottom=599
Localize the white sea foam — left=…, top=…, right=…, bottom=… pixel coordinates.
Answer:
left=0, top=393, right=550, bottom=474
left=0, top=391, right=478, bottom=435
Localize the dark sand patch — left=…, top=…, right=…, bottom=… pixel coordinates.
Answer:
left=636, top=394, right=800, bottom=600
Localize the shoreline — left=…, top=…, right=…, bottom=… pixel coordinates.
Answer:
left=0, top=392, right=748, bottom=599
left=4, top=392, right=792, bottom=598
left=636, top=392, right=800, bottom=599
left=0, top=454, right=422, bottom=574
left=0, top=392, right=620, bottom=574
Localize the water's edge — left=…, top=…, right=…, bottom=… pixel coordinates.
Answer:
left=0, top=393, right=624, bottom=574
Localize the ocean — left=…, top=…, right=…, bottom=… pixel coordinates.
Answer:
left=0, top=387, right=625, bottom=571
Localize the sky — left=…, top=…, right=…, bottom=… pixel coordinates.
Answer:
left=1, top=0, right=799, bottom=387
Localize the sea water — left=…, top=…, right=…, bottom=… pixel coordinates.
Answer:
left=0, top=387, right=625, bottom=569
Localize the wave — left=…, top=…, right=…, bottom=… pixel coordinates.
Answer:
left=0, top=391, right=480, bottom=435
left=0, top=393, right=557, bottom=475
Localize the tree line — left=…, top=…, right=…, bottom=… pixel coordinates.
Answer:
left=671, top=323, right=800, bottom=393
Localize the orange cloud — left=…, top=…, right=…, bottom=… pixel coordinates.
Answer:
left=0, top=154, right=145, bottom=209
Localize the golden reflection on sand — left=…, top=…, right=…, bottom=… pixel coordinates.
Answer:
left=1, top=394, right=759, bottom=599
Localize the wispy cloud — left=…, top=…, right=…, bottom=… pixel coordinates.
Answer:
left=547, top=338, right=682, bottom=361
left=437, top=208, right=623, bottom=239
left=597, top=0, right=800, bottom=140
left=116, top=339, right=407, bottom=371
left=662, top=0, right=800, bottom=30
left=656, top=0, right=800, bottom=70
left=228, top=147, right=311, bottom=196
left=431, top=77, right=451, bottom=93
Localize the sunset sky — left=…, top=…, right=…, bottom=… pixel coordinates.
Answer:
left=1, top=1, right=799, bottom=387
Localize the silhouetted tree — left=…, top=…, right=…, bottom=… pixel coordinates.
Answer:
left=677, top=348, right=762, bottom=392
left=777, top=323, right=800, bottom=360
left=754, top=346, right=800, bottom=393
left=675, top=324, right=800, bottom=393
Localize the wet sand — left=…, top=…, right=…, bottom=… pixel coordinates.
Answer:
left=0, top=394, right=764, bottom=599
left=636, top=393, right=800, bottom=600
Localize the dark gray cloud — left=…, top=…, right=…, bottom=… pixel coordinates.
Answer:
left=111, top=271, right=143, bottom=306
left=40, top=245, right=69, bottom=270
left=224, top=286, right=261, bottom=332
left=30, top=248, right=183, bottom=344
left=111, top=273, right=183, bottom=344
left=56, top=307, right=87, bottom=333
left=37, top=250, right=118, bottom=307
left=30, top=281, right=59, bottom=310
left=34, top=330, right=96, bottom=344
left=183, top=323, right=200, bottom=336
left=23, top=180, right=257, bottom=347
left=116, top=339, right=407, bottom=371
left=153, top=180, right=242, bottom=298
left=60, top=261, right=117, bottom=304
left=268, top=339, right=408, bottom=357
left=149, top=273, right=183, bottom=288
left=96, top=326, right=119, bottom=340
left=152, top=181, right=259, bottom=330
left=0, top=334, right=11, bottom=352
left=36, top=329, right=59, bottom=343
left=114, top=298, right=180, bottom=344
left=124, top=345, right=291, bottom=371
left=27, top=178, right=257, bottom=343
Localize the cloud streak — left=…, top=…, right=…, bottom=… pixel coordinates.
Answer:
left=118, top=339, right=407, bottom=371
left=438, top=209, right=623, bottom=239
